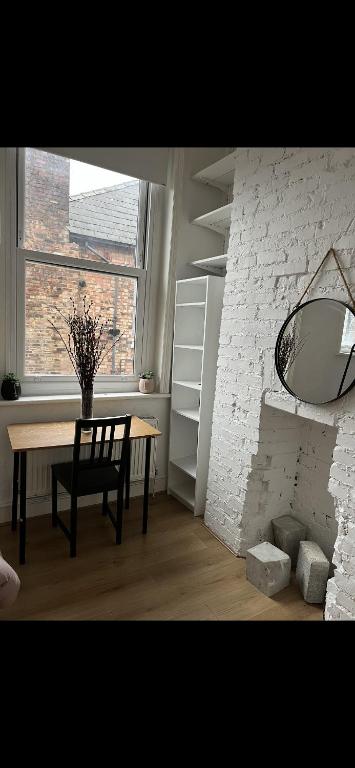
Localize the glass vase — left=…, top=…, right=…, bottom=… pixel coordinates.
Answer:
left=81, top=388, right=94, bottom=431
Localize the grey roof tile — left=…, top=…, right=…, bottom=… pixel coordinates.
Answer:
left=68, top=180, right=140, bottom=246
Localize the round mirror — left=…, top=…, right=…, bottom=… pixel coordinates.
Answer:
left=275, top=298, right=355, bottom=405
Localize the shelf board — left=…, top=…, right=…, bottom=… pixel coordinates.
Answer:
left=176, top=302, right=206, bottom=307
left=177, top=276, right=208, bottom=285
left=172, top=380, right=201, bottom=390
left=169, top=483, right=195, bottom=512
left=190, top=254, right=227, bottom=276
left=192, top=203, right=232, bottom=235
left=174, top=344, right=203, bottom=351
left=173, top=408, right=200, bottom=422
left=170, top=454, right=197, bottom=480
left=192, top=151, right=237, bottom=190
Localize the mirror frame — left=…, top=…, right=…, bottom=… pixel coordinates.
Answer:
left=275, top=297, right=355, bottom=405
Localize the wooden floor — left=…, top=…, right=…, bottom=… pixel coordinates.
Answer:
left=0, top=494, right=324, bottom=621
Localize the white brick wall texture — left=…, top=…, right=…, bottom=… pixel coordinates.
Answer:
left=293, top=420, right=338, bottom=563
left=204, top=147, right=355, bottom=620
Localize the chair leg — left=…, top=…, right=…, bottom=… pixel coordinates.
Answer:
left=52, top=469, right=58, bottom=527
left=116, top=482, right=124, bottom=545
left=102, top=490, right=108, bottom=516
left=70, top=495, right=78, bottom=557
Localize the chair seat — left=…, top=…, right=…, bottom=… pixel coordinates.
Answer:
left=52, top=460, right=122, bottom=497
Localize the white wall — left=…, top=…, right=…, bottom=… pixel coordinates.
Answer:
left=205, top=147, right=355, bottom=620
left=294, top=419, right=337, bottom=562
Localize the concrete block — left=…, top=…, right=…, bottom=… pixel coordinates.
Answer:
left=296, top=541, right=330, bottom=604
left=272, top=515, right=307, bottom=568
left=246, top=541, right=291, bottom=597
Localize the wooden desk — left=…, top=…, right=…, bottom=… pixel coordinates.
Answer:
left=7, top=416, right=161, bottom=564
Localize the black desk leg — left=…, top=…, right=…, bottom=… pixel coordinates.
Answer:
left=11, top=453, right=19, bottom=531
left=143, top=437, right=151, bottom=535
left=19, top=451, right=27, bottom=565
left=125, top=442, right=131, bottom=510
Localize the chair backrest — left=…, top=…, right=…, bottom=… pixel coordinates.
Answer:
left=72, top=415, right=132, bottom=490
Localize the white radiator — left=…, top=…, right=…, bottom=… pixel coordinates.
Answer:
left=26, top=417, right=158, bottom=500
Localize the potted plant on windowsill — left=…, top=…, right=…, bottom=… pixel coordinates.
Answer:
left=1, top=372, right=21, bottom=401
left=138, top=370, right=155, bottom=394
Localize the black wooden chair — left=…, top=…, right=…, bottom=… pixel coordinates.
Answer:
left=51, top=415, right=132, bottom=557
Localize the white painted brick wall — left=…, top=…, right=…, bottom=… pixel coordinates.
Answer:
left=293, top=421, right=337, bottom=563
left=204, top=147, right=355, bottom=620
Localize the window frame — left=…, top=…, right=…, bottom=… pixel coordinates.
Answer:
left=11, top=148, right=154, bottom=395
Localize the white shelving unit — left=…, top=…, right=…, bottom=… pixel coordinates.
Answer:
left=170, top=454, right=197, bottom=479
left=173, top=407, right=200, bottom=422
left=168, top=275, right=224, bottom=516
left=190, top=254, right=227, bottom=276
left=192, top=202, right=232, bottom=236
left=172, top=380, right=201, bottom=390
left=167, top=150, right=236, bottom=516
left=192, top=150, right=238, bottom=190
left=189, top=150, right=235, bottom=277
left=174, top=344, right=203, bottom=350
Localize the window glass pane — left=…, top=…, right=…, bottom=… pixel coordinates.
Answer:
left=25, top=262, right=137, bottom=376
left=21, top=148, right=143, bottom=268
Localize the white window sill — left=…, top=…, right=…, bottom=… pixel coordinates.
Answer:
left=0, top=392, right=171, bottom=407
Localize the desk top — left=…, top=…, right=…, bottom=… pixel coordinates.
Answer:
left=7, top=416, right=161, bottom=453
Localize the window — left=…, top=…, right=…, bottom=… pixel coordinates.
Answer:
left=340, top=308, right=355, bottom=354
left=15, top=148, right=150, bottom=389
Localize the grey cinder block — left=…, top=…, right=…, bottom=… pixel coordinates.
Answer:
left=272, top=515, right=307, bottom=568
left=246, top=541, right=291, bottom=597
left=296, top=541, right=330, bottom=604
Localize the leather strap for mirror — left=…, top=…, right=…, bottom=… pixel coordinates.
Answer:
left=294, top=247, right=355, bottom=310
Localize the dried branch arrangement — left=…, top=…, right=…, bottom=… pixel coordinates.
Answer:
left=278, top=328, right=309, bottom=376
left=49, top=296, right=124, bottom=390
